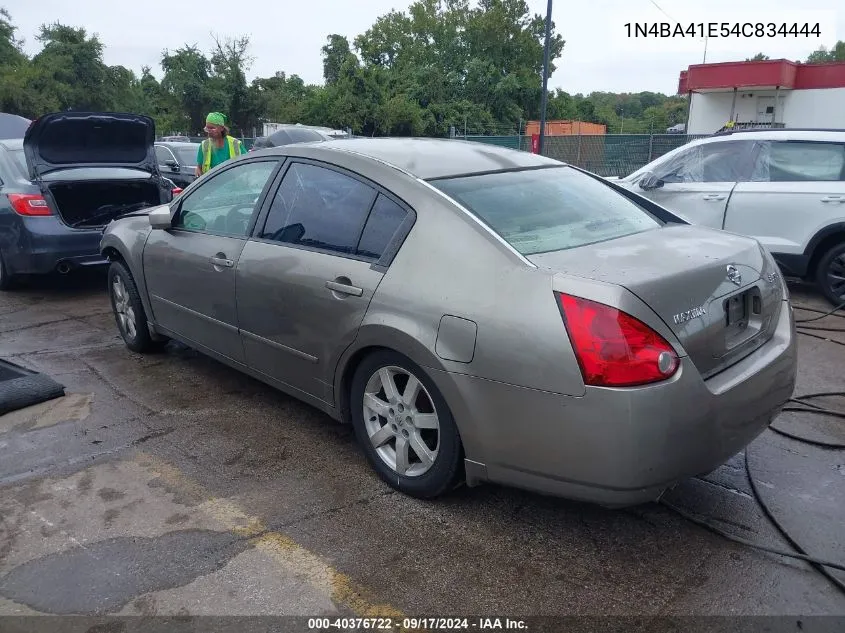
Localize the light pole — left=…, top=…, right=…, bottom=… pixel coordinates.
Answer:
left=538, top=0, right=553, bottom=155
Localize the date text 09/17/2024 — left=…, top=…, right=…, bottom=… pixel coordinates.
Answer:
left=624, top=22, right=822, bottom=38
left=307, top=617, right=528, bottom=630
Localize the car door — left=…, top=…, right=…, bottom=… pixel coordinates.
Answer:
left=632, top=140, right=754, bottom=229
left=143, top=158, right=281, bottom=364
left=725, top=139, right=845, bottom=259
left=236, top=160, right=413, bottom=404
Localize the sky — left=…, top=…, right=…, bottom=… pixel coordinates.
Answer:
left=5, top=0, right=844, bottom=96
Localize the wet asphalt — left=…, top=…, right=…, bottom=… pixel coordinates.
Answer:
left=0, top=269, right=843, bottom=619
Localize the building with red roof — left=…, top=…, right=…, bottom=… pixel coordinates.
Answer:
left=677, top=59, right=845, bottom=134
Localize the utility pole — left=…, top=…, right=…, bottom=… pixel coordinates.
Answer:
left=538, top=0, right=553, bottom=155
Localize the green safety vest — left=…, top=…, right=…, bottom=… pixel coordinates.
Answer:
left=201, top=135, right=242, bottom=174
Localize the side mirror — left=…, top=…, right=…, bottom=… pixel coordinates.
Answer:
left=639, top=172, right=664, bottom=191
left=149, top=206, right=173, bottom=230
left=165, top=160, right=180, bottom=172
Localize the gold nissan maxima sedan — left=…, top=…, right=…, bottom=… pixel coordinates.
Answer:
left=94, top=136, right=797, bottom=507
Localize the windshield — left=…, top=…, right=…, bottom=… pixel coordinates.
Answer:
left=431, top=166, right=661, bottom=255
left=174, top=147, right=198, bottom=166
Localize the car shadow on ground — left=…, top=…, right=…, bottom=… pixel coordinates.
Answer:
left=7, top=268, right=109, bottom=301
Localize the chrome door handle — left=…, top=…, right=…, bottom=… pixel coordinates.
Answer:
left=326, top=280, right=363, bottom=296
left=210, top=256, right=233, bottom=268
left=820, top=196, right=845, bottom=203
left=702, top=194, right=726, bottom=201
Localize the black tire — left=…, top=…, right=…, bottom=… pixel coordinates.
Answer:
left=107, top=260, right=163, bottom=353
left=815, top=241, right=845, bottom=306
left=349, top=350, right=463, bottom=499
left=0, top=251, right=17, bottom=291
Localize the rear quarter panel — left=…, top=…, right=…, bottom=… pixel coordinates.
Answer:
left=321, top=161, right=588, bottom=434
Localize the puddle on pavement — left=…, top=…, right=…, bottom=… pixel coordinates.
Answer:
left=0, top=393, right=93, bottom=435
left=0, top=529, right=251, bottom=615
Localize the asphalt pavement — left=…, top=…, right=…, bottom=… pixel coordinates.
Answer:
left=0, top=269, right=843, bottom=626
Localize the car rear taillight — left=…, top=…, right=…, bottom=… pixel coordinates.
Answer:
left=171, top=187, right=183, bottom=196
left=7, top=194, right=52, bottom=216
left=557, top=293, right=679, bottom=387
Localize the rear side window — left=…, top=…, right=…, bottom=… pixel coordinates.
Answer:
left=284, top=128, right=325, bottom=144
left=750, top=141, right=845, bottom=181
left=357, top=195, right=408, bottom=260
left=8, top=148, right=28, bottom=178
left=259, top=162, right=377, bottom=255
left=432, top=166, right=660, bottom=255
left=155, top=146, right=173, bottom=163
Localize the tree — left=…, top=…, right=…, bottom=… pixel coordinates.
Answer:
left=0, top=3, right=695, bottom=140
left=208, top=34, right=259, bottom=135
left=30, top=23, right=114, bottom=111
left=161, top=45, right=213, bottom=133
left=322, top=34, right=352, bottom=84
left=746, top=53, right=769, bottom=61
left=0, top=7, right=25, bottom=67
left=642, top=105, right=668, bottom=133
left=806, top=41, right=845, bottom=63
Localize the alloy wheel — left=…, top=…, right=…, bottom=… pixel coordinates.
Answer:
left=112, top=275, right=137, bottom=340
left=362, top=365, right=440, bottom=477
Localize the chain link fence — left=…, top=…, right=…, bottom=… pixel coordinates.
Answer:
left=158, top=132, right=707, bottom=178
left=458, top=134, right=709, bottom=178
left=158, top=135, right=258, bottom=150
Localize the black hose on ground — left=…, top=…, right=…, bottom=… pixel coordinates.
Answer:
left=794, top=300, right=845, bottom=323
left=793, top=301, right=845, bottom=345
left=774, top=391, right=845, bottom=449
left=661, top=304, right=845, bottom=596
left=658, top=498, right=845, bottom=575
left=797, top=330, right=845, bottom=346
left=744, top=449, right=845, bottom=595
left=661, top=413, right=845, bottom=595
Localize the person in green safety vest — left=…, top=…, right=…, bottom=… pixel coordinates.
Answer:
left=195, top=112, right=245, bottom=177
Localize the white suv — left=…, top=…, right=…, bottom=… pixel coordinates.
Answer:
left=614, top=128, right=845, bottom=305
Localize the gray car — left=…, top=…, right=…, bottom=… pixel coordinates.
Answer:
left=155, top=141, right=200, bottom=189
left=98, top=138, right=797, bottom=507
left=1, top=112, right=172, bottom=289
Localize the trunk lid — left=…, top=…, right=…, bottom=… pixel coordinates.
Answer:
left=530, top=224, right=784, bottom=379
left=23, top=112, right=157, bottom=180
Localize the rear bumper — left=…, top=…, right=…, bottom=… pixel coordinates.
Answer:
left=435, top=300, right=797, bottom=507
left=1, top=216, right=105, bottom=276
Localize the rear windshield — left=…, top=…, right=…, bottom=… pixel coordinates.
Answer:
left=174, top=147, right=197, bottom=166
left=431, top=166, right=661, bottom=255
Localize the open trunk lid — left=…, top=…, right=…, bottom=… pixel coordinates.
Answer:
left=22, top=113, right=168, bottom=228
left=531, top=225, right=785, bottom=379
left=23, top=112, right=157, bottom=180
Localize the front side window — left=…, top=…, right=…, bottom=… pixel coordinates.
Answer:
left=432, top=166, right=661, bottom=255
left=750, top=140, right=845, bottom=182
left=654, top=141, right=750, bottom=183
left=174, top=160, right=277, bottom=236
left=259, top=162, right=378, bottom=256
